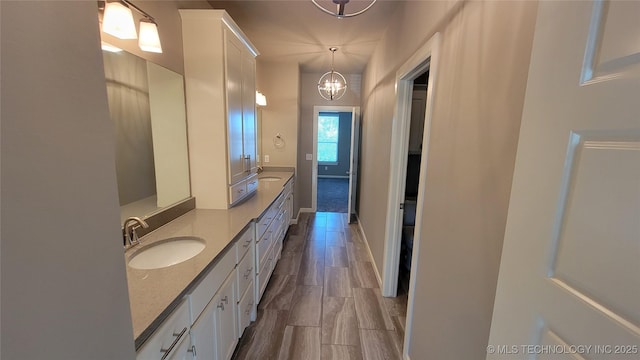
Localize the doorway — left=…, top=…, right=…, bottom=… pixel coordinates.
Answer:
left=380, top=33, right=440, bottom=357
left=398, top=71, right=429, bottom=295
left=312, top=106, right=360, bottom=221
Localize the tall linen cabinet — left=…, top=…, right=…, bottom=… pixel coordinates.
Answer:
left=180, top=10, right=259, bottom=209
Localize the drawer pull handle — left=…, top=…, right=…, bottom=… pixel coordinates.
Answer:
left=188, top=345, right=197, bottom=356
left=244, top=267, right=253, bottom=279
left=222, top=296, right=229, bottom=304
left=243, top=240, right=251, bottom=248
left=217, top=303, right=225, bottom=311
left=160, top=327, right=187, bottom=359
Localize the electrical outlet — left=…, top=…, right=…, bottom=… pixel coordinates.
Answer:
left=264, top=155, right=270, bottom=163
left=306, top=153, right=313, bottom=161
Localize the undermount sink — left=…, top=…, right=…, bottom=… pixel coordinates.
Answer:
left=259, top=176, right=281, bottom=182
left=128, top=236, right=206, bottom=270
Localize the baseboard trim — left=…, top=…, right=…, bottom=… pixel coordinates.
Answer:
left=355, top=214, right=383, bottom=288
left=299, top=207, right=314, bottom=213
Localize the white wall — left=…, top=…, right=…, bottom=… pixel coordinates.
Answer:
left=359, top=1, right=538, bottom=358
left=1, top=2, right=137, bottom=358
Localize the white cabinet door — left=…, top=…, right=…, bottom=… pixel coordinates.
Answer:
left=214, top=271, right=238, bottom=360
left=242, top=53, right=256, bottom=174
left=225, top=31, right=245, bottom=185
left=190, top=302, right=216, bottom=360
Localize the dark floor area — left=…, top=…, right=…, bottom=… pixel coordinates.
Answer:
left=317, top=178, right=349, bottom=213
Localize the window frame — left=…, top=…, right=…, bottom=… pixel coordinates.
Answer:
left=317, top=114, right=340, bottom=165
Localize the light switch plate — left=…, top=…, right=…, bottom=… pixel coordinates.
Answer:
left=264, top=155, right=270, bottom=163
left=306, top=153, right=313, bottom=161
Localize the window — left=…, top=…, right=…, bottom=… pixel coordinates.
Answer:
left=318, top=114, right=339, bottom=164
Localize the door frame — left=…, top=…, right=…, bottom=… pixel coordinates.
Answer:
left=312, top=106, right=360, bottom=217
left=380, top=32, right=440, bottom=357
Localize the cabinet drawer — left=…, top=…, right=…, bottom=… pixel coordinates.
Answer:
left=236, top=247, right=254, bottom=298
left=246, top=176, right=259, bottom=194
left=235, top=226, right=253, bottom=263
left=256, top=229, right=273, bottom=271
left=136, top=299, right=189, bottom=360
left=237, top=281, right=255, bottom=338
left=257, top=207, right=276, bottom=239
left=229, top=181, right=248, bottom=205
left=188, top=247, right=236, bottom=324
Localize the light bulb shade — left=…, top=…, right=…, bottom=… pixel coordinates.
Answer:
left=318, top=71, right=347, bottom=100
left=256, top=91, right=267, bottom=106
left=102, top=1, right=137, bottom=40
left=138, top=20, right=163, bottom=53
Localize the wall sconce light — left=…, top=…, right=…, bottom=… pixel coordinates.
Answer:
left=256, top=91, right=267, bottom=107
left=100, top=0, right=162, bottom=53
left=102, top=1, right=137, bottom=39
left=138, top=19, right=162, bottom=53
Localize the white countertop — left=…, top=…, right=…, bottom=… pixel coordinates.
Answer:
left=124, top=172, right=294, bottom=349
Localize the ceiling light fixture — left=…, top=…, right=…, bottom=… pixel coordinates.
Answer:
left=318, top=47, right=347, bottom=101
left=311, top=0, right=377, bottom=18
left=100, top=0, right=162, bottom=53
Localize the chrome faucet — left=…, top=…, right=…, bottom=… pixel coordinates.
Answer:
left=123, top=217, right=149, bottom=246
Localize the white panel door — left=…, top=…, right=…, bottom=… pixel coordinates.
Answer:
left=488, top=1, right=640, bottom=359
left=225, top=30, right=245, bottom=185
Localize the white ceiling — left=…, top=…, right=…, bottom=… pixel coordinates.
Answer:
left=207, top=0, right=402, bottom=74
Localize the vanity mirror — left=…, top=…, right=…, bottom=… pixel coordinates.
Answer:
left=102, top=49, right=191, bottom=224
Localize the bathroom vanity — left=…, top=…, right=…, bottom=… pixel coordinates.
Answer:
left=127, top=172, right=294, bottom=360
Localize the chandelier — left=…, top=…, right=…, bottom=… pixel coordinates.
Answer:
left=311, top=0, right=377, bottom=18
left=318, top=47, right=347, bottom=101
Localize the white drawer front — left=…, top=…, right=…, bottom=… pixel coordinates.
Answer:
left=256, top=229, right=273, bottom=271
left=236, top=247, right=254, bottom=298
left=257, top=209, right=275, bottom=239
left=235, top=227, right=253, bottom=263
left=246, top=176, right=259, bottom=194
left=229, top=180, right=248, bottom=205
left=136, top=300, right=190, bottom=360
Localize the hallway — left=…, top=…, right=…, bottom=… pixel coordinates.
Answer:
left=232, top=212, right=407, bottom=360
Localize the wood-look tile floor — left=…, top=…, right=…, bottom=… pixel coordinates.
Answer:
left=232, top=212, right=407, bottom=360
